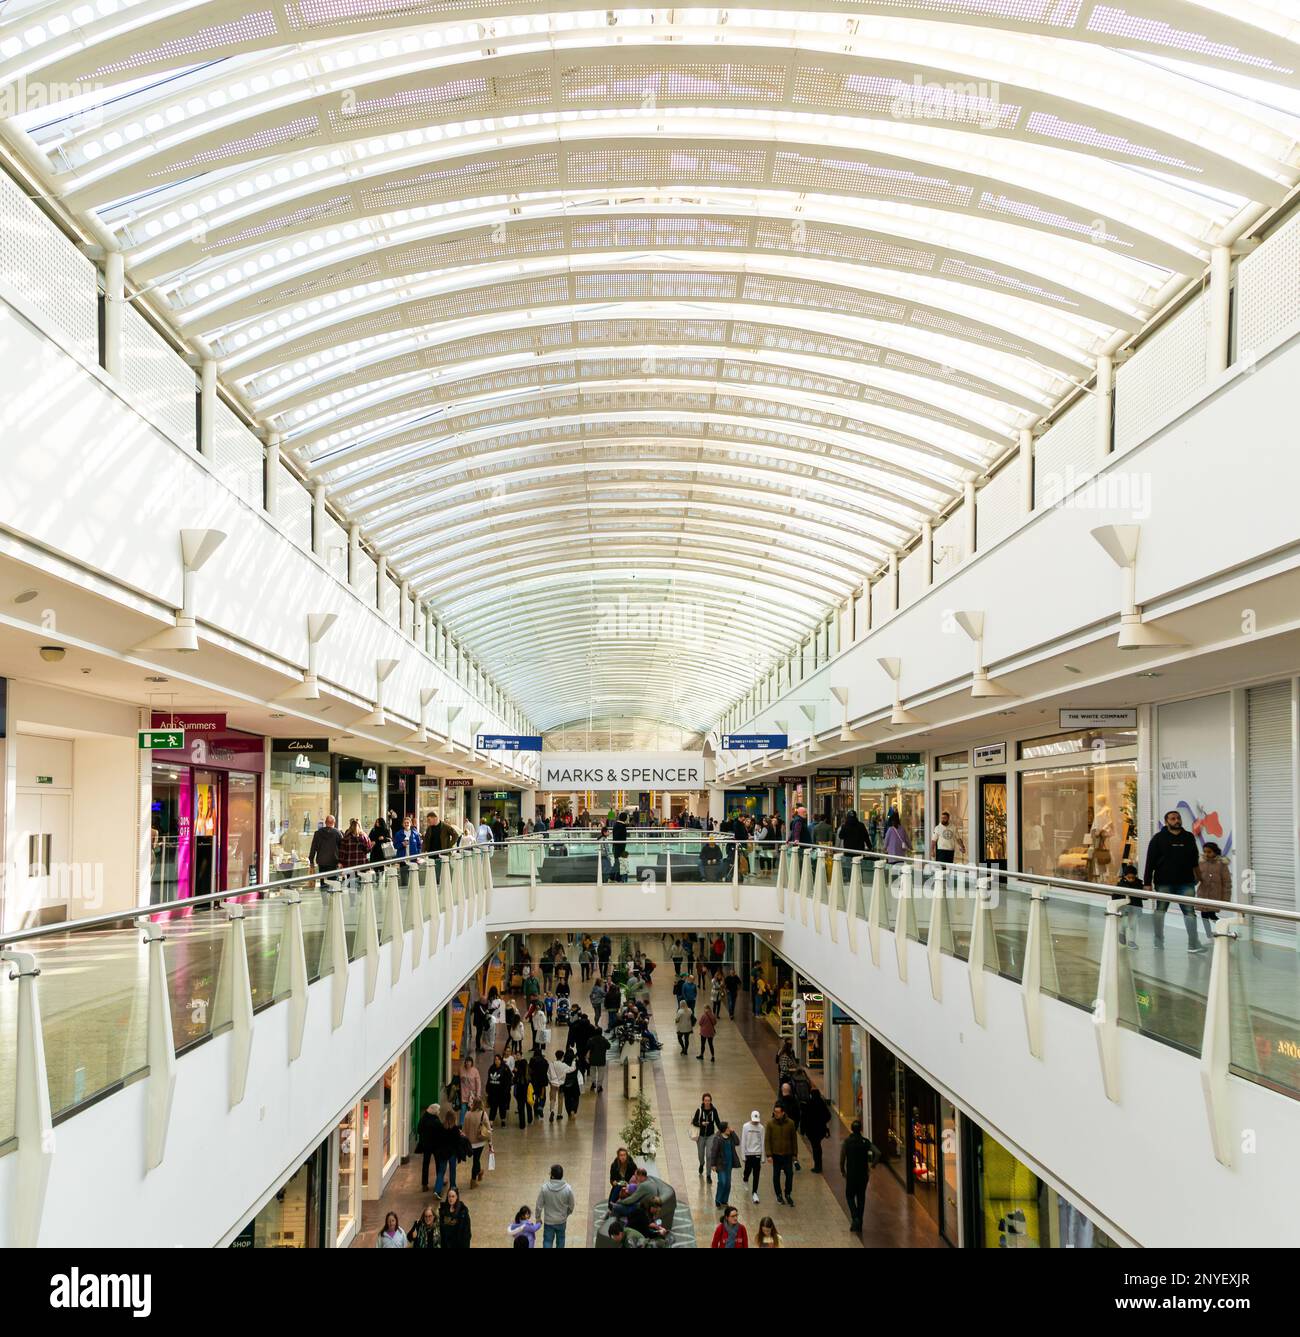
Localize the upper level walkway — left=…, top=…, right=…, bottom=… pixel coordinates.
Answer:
left=0, top=835, right=1295, bottom=1246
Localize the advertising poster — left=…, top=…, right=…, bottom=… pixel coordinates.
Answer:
left=1156, top=693, right=1234, bottom=858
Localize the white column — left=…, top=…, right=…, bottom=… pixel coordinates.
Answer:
left=198, top=358, right=217, bottom=458
left=521, top=789, right=537, bottom=822
left=102, top=249, right=124, bottom=377
left=920, top=521, right=933, bottom=588
left=264, top=434, right=281, bottom=520
left=1095, top=354, right=1114, bottom=461
left=1207, top=244, right=1233, bottom=376
left=348, top=523, right=361, bottom=588
left=312, top=483, right=327, bottom=558
left=708, top=788, right=724, bottom=823
left=375, top=554, right=387, bottom=612
left=963, top=479, right=977, bottom=558
left=661, top=791, right=672, bottom=820
left=887, top=552, right=899, bottom=615
left=1019, top=425, right=1034, bottom=514
left=399, top=580, right=411, bottom=635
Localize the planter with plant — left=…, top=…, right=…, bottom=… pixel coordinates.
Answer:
left=621, top=1092, right=662, bottom=1169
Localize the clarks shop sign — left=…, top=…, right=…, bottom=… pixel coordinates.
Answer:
left=540, top=752, right=707, bottom=791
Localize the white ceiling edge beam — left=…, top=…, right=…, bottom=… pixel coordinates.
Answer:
left=19, top=0, right=1300, bottom=104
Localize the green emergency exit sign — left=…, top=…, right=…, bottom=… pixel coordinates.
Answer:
left=139, top=729, right=184, bottom=749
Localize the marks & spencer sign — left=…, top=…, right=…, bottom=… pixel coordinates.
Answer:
left=540, top=752, right=707, bottom=791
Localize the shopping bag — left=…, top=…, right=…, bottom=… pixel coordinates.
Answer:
left=487, top=1149, right=496, bottom=1172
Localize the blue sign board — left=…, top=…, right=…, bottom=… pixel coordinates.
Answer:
left=721, top=734, right=788, bottom=750
left=476, top=734, right=543, bottom=752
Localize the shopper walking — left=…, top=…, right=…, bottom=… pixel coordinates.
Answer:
left=691, top=1093, right=723, bottom=1184
left=535, top=1165, right=576, bottom=1248
left=432, top=1107, right=461, bottom=1198
left=680, top=973, right=697, bottom=1017
left=439, top=1187, right=472, bottom=1248
left=801, top=1087, right=831, bottom=1173
left=376, top=1210, right=406, bottom=1248
left=840, top=1119, right=880, bottom=1234
left=507, top=1206, right=542, bottom=1248
left=485, top=1054, right=511, bottom=1123
left=457, top=1056, right=481, bottom=1125
left=696, top=1004, right=718, bottom=1062
left=675, top=999, right=695, bottom=1054
left=1143, top=809, right=1207, bottom=952
left=603, top=978, right=622, bottom=1033
left=406, top=1204, right=441, bottom=1249
left=528, top=1048, right=550, bottom=1123
left=710, top=1120, right=740, bottom=1207
left=723, top=967, right=741, bottom=1020
left=776, top=1039, right=798, bottom=1088
left=338, top=817, right=371, bottom=871
left=755, top=1217, right=782, bottom=1248
left=467, top=1097, right=492, bottom=1187
left=776, top=1079, right=803, bottom=1171
left=1195, top=841, right=1231, bottom=937
left=586, top=1029, right=610, bottom=1093
left=766, top=1105, right=797, bottom=1206
left=739, top=1109, right=766, bottom=1203
left=512, top=1052, right=533, bottom=1129
left=546, top=1049, right=573, bottom=1121
left=710, top=1205, right=748, bottom=1249
left=416, top=1102, right=441, bottom=1191
left=309, top=814, right=344, bottom=877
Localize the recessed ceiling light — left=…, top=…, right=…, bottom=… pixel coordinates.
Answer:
left=1063, top=664, right=1082, bottom=674
left=144, top=675, right=169, bottom=683
left=996, top=710, right=1015, bottom=716
left=269, top=712, right=285, bottom=719
left=13, top=589, right=38, bottom=604
left=1137, top=671, right=1162, bottom=679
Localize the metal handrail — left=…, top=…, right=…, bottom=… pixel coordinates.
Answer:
left=0, top=846, right=485, bottom=948
left=770, top=841, right=1300, bottom=923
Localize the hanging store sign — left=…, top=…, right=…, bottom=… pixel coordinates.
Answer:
left=150, top=711, right=227, bottom=732
left=1059, top=709, right=1136, bottom=730
left=443, top=777, right=474, bottom=789
left=272, top=737, right=328, bottom=753
left=540, top=752, right=706, bottom=791
left=476, top=733, right=543, bottom=751
left=721, top=734, right=789, bottom=750
left=974, top=742, right=1007, bottom=767
left=874, top=751, right=921, bottom=765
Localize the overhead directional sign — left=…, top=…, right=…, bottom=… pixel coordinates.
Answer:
left=140, top=729, right=184, bottom=750
left=476, top=734, right=543, bottom=752
left=721, top=734, right=788, bottom=750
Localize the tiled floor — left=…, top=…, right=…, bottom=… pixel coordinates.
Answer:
left=354, top=935, right=941, bottom=1248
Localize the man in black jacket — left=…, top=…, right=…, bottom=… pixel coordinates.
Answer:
left=603, top=981, right=622, bottom=1033
left=416, top=1103, right=441, bottom=1191
left=1142, top=810, right=1205, bottom=953
left=611, top=813, right=629, bottom=881
left=840, top=1120, right=880, bottom=1233
left=308, top=815, right=343, bottom=877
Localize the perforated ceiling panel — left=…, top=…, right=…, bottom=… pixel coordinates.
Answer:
left=5, top=0, right=1299, bottom=735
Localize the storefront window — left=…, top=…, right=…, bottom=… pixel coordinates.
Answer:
left=269, top=751, right=331, bottom=880
left=336, top=1105, right=359, bottom=1245
left=337, top=756, right=381, bottom=831
left=858, top=763, right=925, bottom=852
left=966, top=1123, right=1117, bottom=1248
left=1019, top=760, right=1137, bottom=884
left=231, top=1142, right=327, bottom=1248
left=936, top=750, right=969, bottom=771
left=1018, top=727, right=1137, bottom=760
left=149, top=764, right=186, bottom=904
left=935, top=778, right=970, bottom=863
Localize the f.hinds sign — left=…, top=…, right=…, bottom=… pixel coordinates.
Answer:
left=540, top=752, right=707, bottom=791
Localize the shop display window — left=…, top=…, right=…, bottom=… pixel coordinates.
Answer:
left=335, top=1106, right=359, bottom=1245
left=337, top=757, right=381, bottom=832
left=1019, top=760, right=1137, bottom=884
left=858, top=762, right=925, bottom=853
left=935, top=779, right=970, bottom=862
left=269, top=753, right=330, bottom=880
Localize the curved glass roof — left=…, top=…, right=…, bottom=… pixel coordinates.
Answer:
left=5, top=0, right=1300, bottom=738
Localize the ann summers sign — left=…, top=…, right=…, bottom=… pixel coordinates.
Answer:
left=540, top=752, right=706, bottom=791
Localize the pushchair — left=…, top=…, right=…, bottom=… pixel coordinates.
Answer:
left=554, top=996, right=572, bottom=1026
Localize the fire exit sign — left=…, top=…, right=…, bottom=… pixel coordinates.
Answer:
left=139, top=729, right=184, bottom=750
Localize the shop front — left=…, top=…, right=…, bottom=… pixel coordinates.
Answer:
left=362, top=1052, right=409, bottom=1200
left=828, top=1007, right=865, bottom=1128
left=335, top=754, right=381, bottom=831
left=230, top=1139, right=329, bottom=1247
left=867, top=1037, right=958, bottom=1243
left=962, top=1120, right=1118, bottom=1248
left=724, top=786, right=772, bottom=819
left=269, top=737, right=331, bottom=881
left=475, top=787, right=521, bottom=832
left=1018, top=723, right=1138, bottom=884
left=149, top=714, right=264, bottom=903
left=857, top=758, right=925, bottom=853
left=386, top=765, right=425, bottom=825
left=812, top=767, right=854, bottom=825
left=443, top=776, right=472, bottom=830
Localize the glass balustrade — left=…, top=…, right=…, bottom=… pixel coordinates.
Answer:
left=0, top=840, right=1294, bottom=1141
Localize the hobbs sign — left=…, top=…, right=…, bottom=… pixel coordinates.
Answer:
left=540, top=752, right=707, bottom=791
